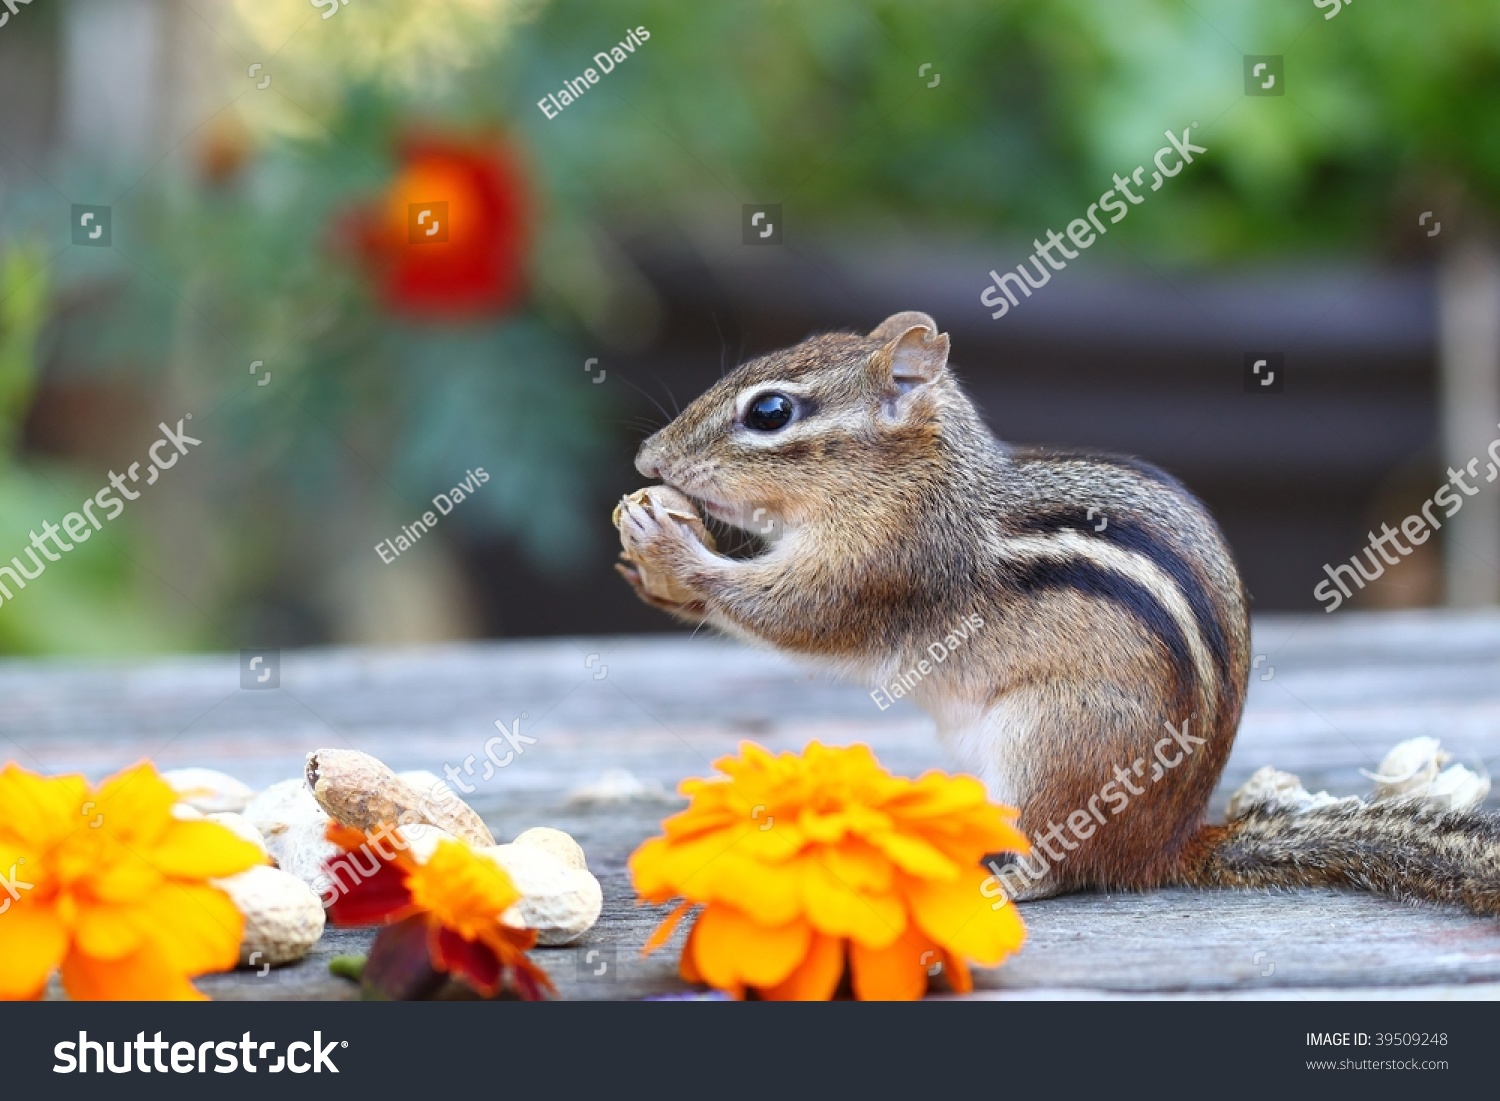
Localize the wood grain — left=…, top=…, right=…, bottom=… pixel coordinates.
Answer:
left=9, top=609, right=1500, bottom=1000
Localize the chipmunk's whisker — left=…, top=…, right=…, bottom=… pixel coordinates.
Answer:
left=615, top=374, right=673, bottom=426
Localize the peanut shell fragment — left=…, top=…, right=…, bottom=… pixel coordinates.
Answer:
left=614, top=485, right=716, bottom=605
left=218, top=865, right=326, bottom=967
left=305, top=748, right=494, bottom=847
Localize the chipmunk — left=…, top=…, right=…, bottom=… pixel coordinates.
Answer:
left=616, top=311, right=1500, bottom=913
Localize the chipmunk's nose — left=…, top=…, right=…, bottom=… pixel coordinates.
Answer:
left=635, top=438, right=662, bottom=480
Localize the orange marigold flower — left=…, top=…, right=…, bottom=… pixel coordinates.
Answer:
left=0, top=761, right=265, bottom=1001
left=630, top=742, right=1029, bottom=1000
left=324, top=824, right=553, bottom=1000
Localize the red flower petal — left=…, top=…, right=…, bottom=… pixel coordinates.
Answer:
left=363, top=914, right=447, bottom=1001
left=344, top=132, right=530, bottom=320
left=324, top=851, right=416, bottom=926
left=509, top=961, right=547, bottom=1002
left=430, top=925, right=503, bottom=998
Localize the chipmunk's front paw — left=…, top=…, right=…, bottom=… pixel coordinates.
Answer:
left=614, top=488, right=715, bottom=611
left=614, top=561, right=706, bottom=619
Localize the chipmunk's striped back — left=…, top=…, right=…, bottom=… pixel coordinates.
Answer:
left=941, top=443, right=1251, bottom=890
left=1009, top=452, right=1241, bottom=715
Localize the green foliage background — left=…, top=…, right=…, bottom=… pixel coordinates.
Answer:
left=1, top=0, right=1495, bottom=653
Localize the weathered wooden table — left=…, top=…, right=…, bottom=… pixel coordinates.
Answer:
left=8, top=610, right=1500, bottom=1000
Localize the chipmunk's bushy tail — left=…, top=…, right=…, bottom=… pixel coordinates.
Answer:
left=1174, top=798, right=1500, bottom=916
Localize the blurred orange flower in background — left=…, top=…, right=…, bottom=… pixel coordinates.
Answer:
left=630, top=742, right=1029, bottom=1000
left=0, top=762, right=264, bottom=1001
left=346, top=131, right=530, bottom=319
left=324, top=824, right=553, bottom=1000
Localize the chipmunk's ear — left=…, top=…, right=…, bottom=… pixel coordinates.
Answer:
left=869, top=311, right=938, bottom=342
left=868, top=313, right=949, bottom=396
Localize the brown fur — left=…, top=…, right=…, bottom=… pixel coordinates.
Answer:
left=1181, top=801, right=1500, bottom=914
left=617, top=311, right=1499, bottom=915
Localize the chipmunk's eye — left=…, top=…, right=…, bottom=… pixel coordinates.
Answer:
left=745, top=392, right=795, bottom=432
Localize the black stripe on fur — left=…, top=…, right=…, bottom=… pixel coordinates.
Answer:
left=1008, top=556, right=1197, bottom=719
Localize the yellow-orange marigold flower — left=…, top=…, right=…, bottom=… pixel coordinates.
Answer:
left=0, top=761, right=265, bottom=1001
left=630, top=741, right=1029, bottom=1000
